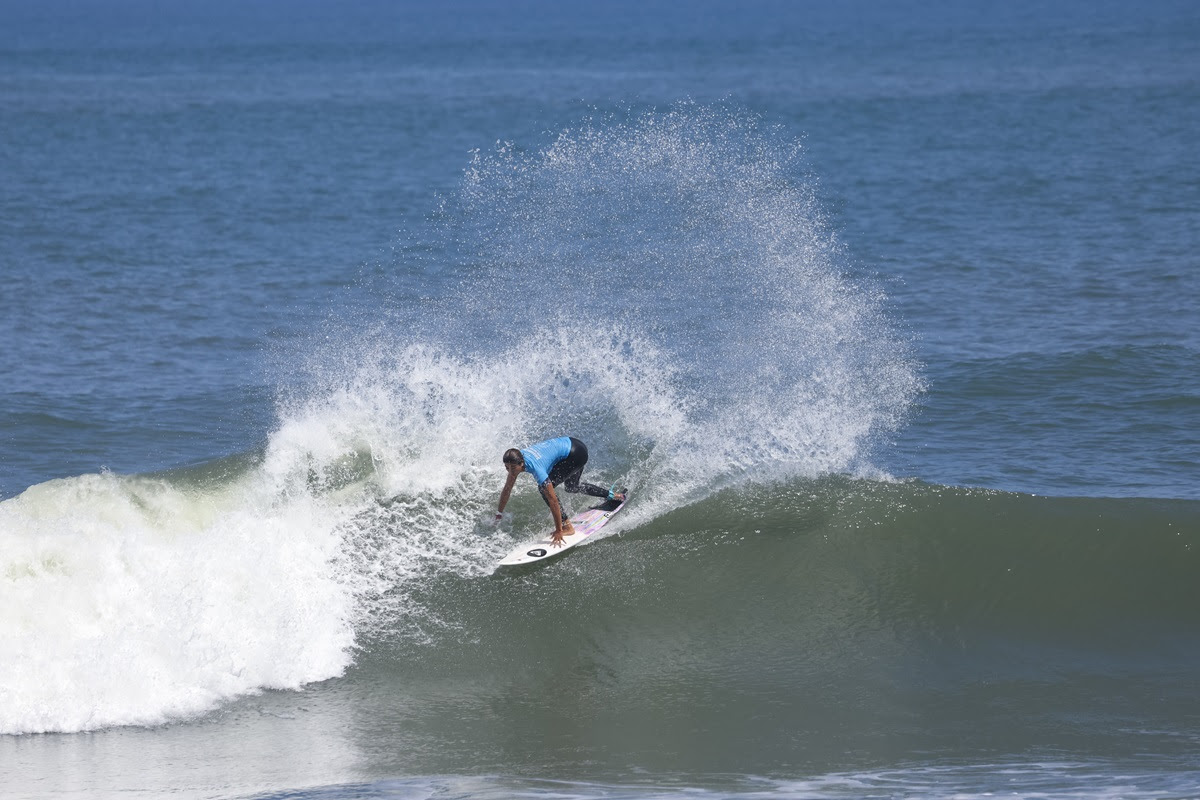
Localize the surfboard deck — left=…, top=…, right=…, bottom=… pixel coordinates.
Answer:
left=496, top=489, right=629, bottom=569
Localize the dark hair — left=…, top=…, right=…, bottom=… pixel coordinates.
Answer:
left=502, top=448, right=524, bottom=466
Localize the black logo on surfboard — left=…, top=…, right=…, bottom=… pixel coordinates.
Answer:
left=527, top=548, right=548, bottom=558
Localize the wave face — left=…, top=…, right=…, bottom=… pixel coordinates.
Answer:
left=342, top=482, right=1200, bottom=777
left=4, top=108, right=918, bottom=735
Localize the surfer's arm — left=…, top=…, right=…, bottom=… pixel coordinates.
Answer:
left=496, top=471, right=518, bottom=519
left=540, top=483, right=574, bottom=545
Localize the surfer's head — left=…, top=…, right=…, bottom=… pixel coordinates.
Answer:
left=502, top=449, right=524, bottom=472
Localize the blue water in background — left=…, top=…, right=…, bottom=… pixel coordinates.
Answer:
left=3, top=0, right=1196, bottom=501
left=2, top=1, right=1200, bottom=798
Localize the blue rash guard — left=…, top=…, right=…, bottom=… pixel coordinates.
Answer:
left=520, top=436, right=574, bottom=487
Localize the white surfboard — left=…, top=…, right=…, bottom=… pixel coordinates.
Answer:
left=496, top=489, right=629, bottom=569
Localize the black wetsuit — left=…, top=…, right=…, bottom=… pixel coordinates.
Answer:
left=543, top=437, right=609, bottom=499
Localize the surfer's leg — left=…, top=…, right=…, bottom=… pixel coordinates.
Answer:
left=560, top=470, right=609, bottom=498
left=550, top=438, right=608, bottom=498
left=539, top=482, right=572, bottom=524
left=556, top=465, right=604, bottom=496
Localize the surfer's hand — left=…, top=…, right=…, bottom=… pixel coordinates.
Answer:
left=551, top=522, right=573, bottom=547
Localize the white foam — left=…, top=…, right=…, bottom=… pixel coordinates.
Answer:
left=0, top=469, right=355, bottom=735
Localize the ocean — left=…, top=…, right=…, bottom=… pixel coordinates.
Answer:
left=2, top=1, right=1199, bottom=797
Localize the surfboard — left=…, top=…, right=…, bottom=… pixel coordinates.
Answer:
left=496, top=489, right=629, bottom=569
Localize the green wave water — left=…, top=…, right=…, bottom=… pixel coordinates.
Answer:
left=342, top=479, right=1200, bottom=777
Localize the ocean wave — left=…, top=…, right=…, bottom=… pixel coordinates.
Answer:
left=0, top=107, right=929, bottom=735
left=3, top=452, right=1196, bottom=738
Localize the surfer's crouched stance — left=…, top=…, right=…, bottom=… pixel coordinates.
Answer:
left=496, top=436, right=626, bottom=547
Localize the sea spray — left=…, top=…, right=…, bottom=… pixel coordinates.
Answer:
left=431, top=105, right=922, bottom=491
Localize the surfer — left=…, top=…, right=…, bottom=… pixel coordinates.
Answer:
left=496, top=436, right=626, bottom=546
